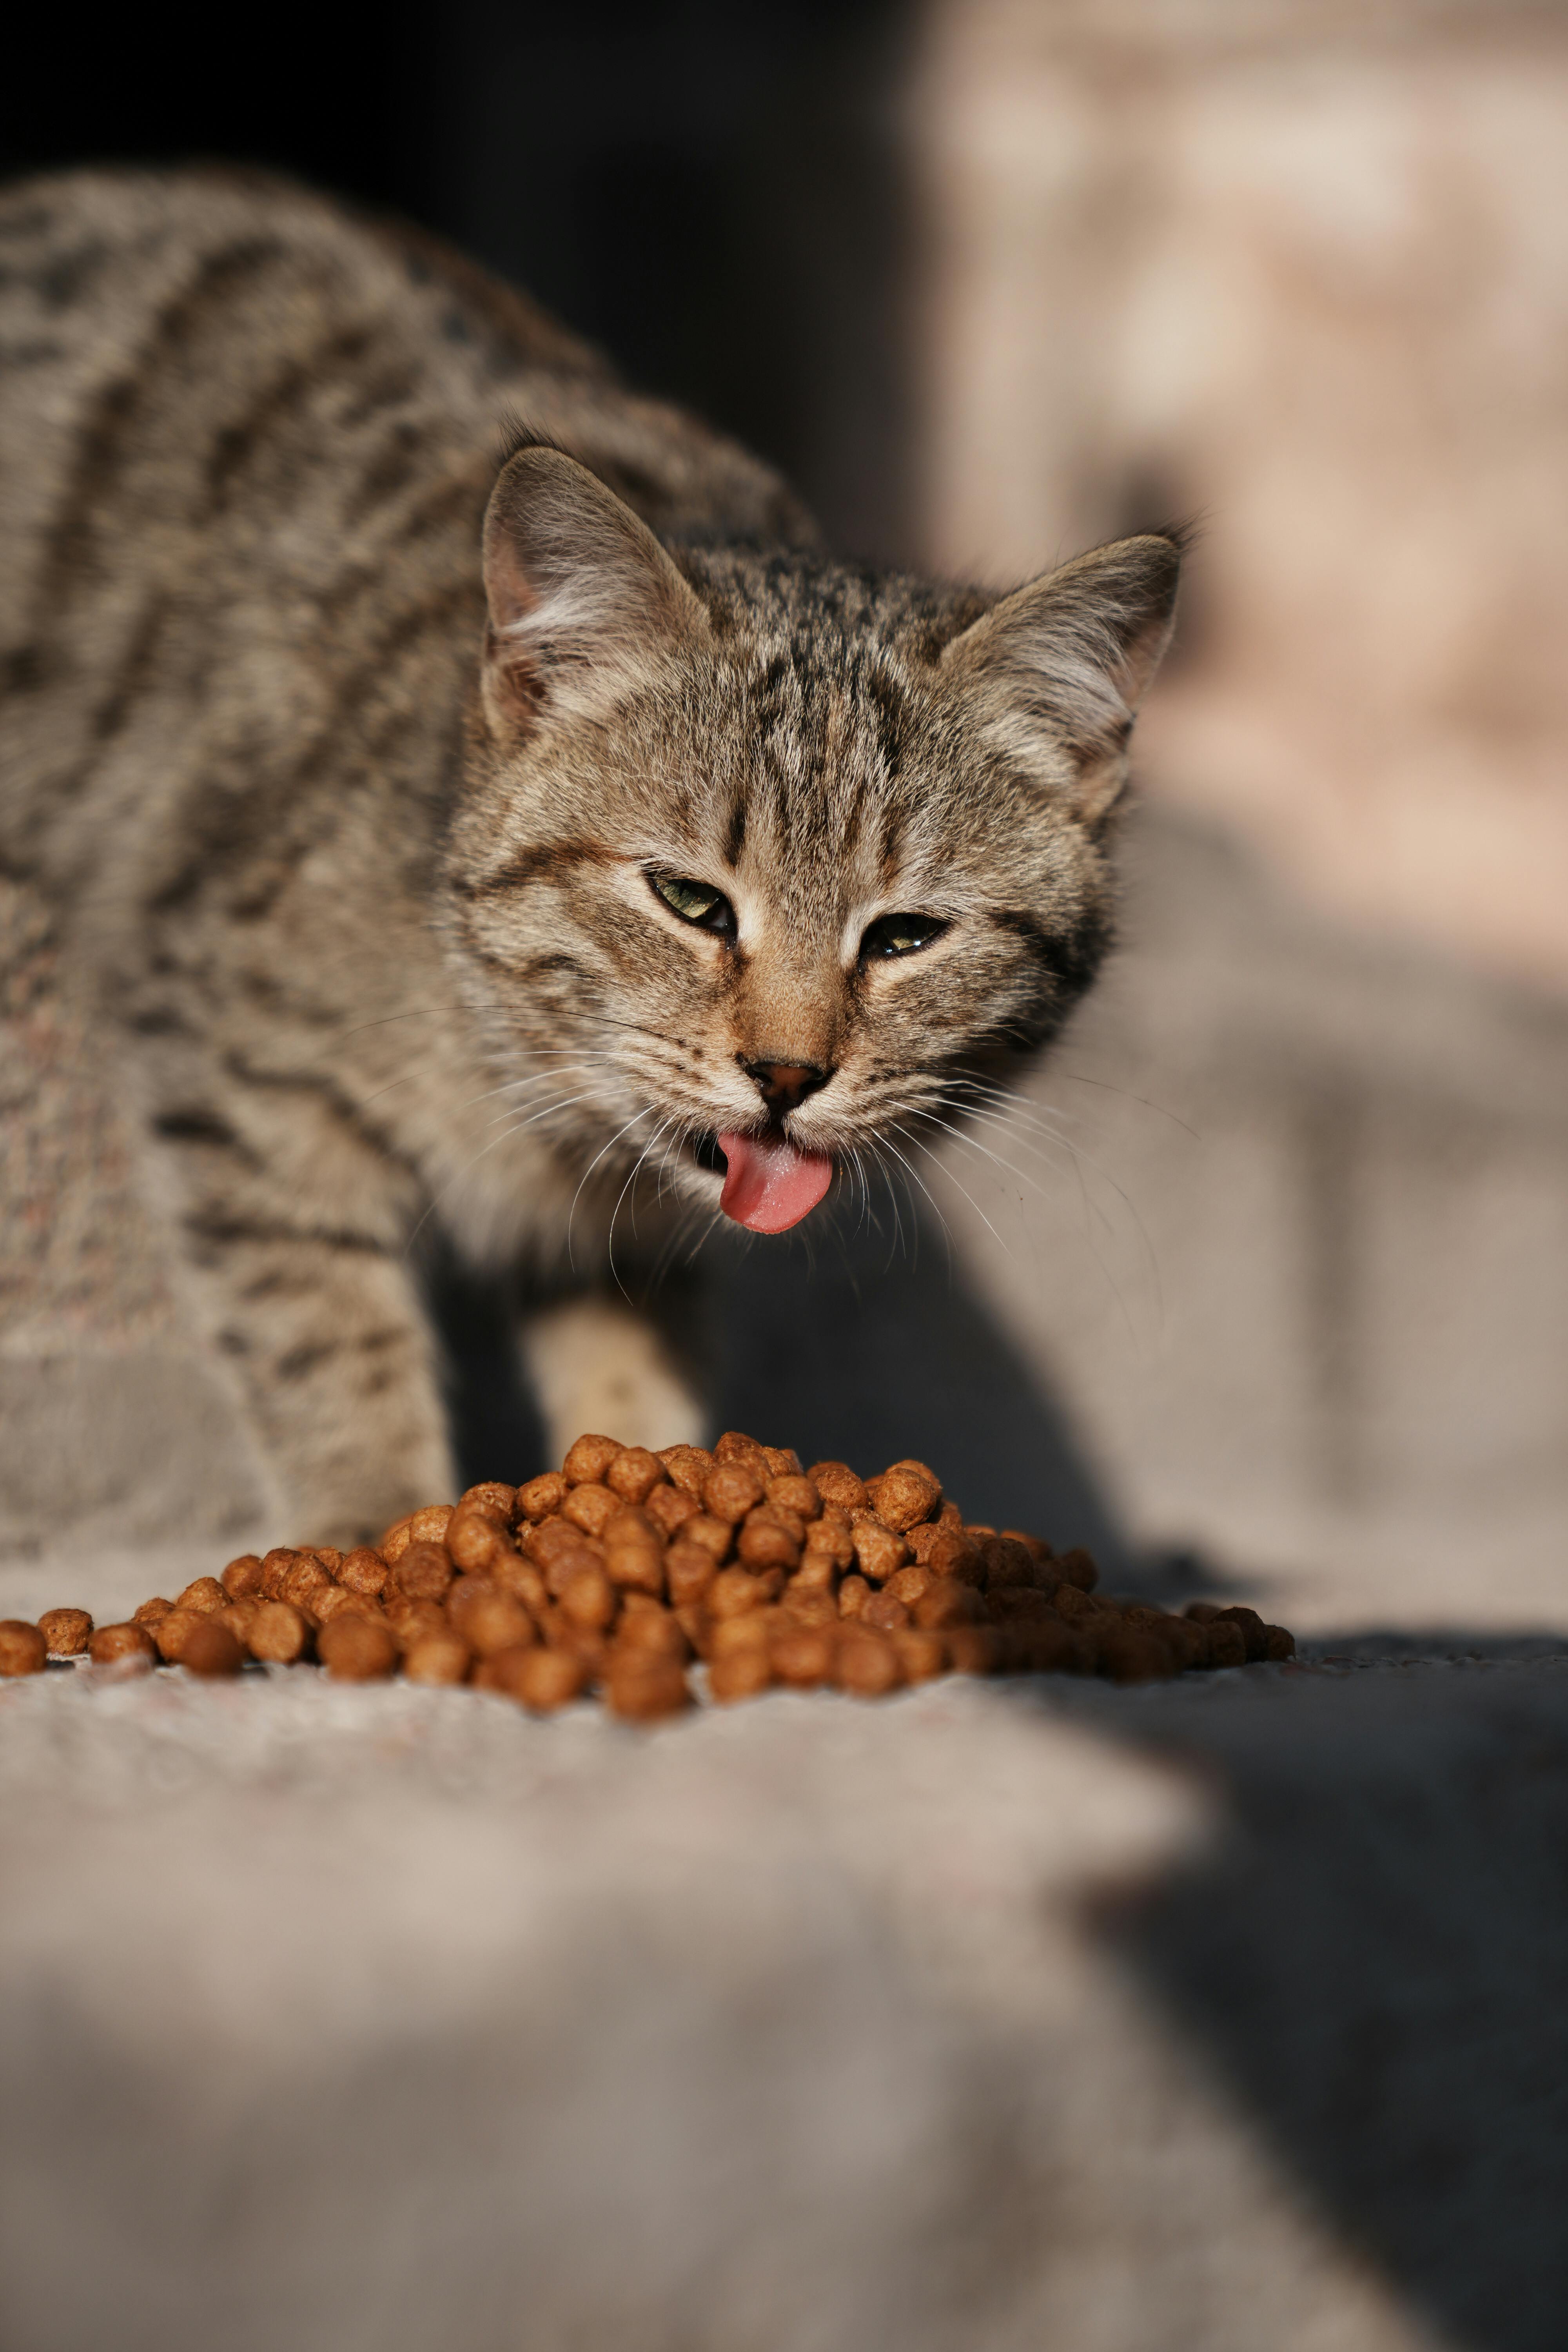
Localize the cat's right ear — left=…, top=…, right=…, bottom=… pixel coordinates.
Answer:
left=480, top=445, right=711, bottom=738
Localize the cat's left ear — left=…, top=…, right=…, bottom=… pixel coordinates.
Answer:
left=941, top=532, right=1183, bottom=822
left=480, top=443, right=712, bottom=737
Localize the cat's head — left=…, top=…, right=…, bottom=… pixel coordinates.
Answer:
left=444, top=444, right=1180, bottom=1239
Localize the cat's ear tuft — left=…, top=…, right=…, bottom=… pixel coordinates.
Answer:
left=480, top=445, right=710, bottom=737
left=942, top=532, right=1183, bottom=822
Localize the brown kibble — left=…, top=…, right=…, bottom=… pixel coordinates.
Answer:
left=514, top=1471, right=568, bottom=1523
left=702, top=1461, right=766, bottom=1525
left=38, top=1606, right=93, bottom=1657
left=259, top=1547, right=301, bottom=1597
left=766, top=1474, right=821, bottom=1521
left=407, top=1505, right=454, bottom=1545
left=835, top=1628, right=902, bottom=1698
left=770, top=1623, right=837, bottom=1688
left=604, top=1446, right=666, bottom=1505
left=870, top=1464, right=941, bottom=1532
left=318, top=1614, right=399, bottom=1681
left=713, top=1428, right=772, bottom=1480
left=1204, top=1619, right=1249, bottom=1668
left=559, top=1563, right=617, bottom=1634
left=492, top=1549, right=551, bottom=1617
left=709, top=1647, right=773, bottom=1703
left=87, top=1621, right=158, bottom=1668
left=0, top=1620, right=47, bottom=1677
left=486, top=1644, right=586, bottom=1711
left=459, top=1481, right=516, bottom=1521
left=281, top=1557, right=334, bottom=1615
left=945, top=1624, right=1004, bottom=1676
left=709, top=1610, right=773, bottom=1659
left=862, top=1589, right=911, bottom=1633
left=560, top=1481, right=621, bottom=1539
left=309, top=1547, right=345, bottom=1575
left=913, top=1577, right=985, bottom=1631
left=449, top=1584, right=535, bottom=1657
left=677, top=1514, right=734, bottom=1566
left=563, top=1433, right=622, bottom=1486
left=604, top=1650, right=690, bottom=1722
left=1055, top=1546, right=1099, bottom=1593
left=528, top=1515, right=602, bottom=1580
left=658, top=1443, right=714, bottom=1498
left=978, top=1535, right=1036, bottom=1592
left=737, top=1508, right=800, bottom=1573
left=1003, top=1529, right=1055, bottom=1573
left=177, top=1617, right=245, bottom=1677
left=780, top=1581, right=838, bottom=1628
left=789, top=1547, right=838, bottom=1594
left=601, top=1510, right=666, bottom=1595
left=1098, top=1628, right=1180, bottom=1684
left=219, top=1599, right=261, bottom=1646
left=838, top=1573, right=871, bottom=1620
left=311, top=1584, right=377, bottom=1628
left=924, top=1528, right=985, bottom=1584
left=247, top=1600, right=311, bottom=1664
left=615, top=1605, right=690, bottom=1663
left=220, top=1553, right=267, bottom=1600
left=403, top=1629, right=472, bottom=1685
left=645, top=1482, right=700, bottom=1539
left=338, top=1546, right=391, bottom=1598
left=1216, top=1605, right=1270, bottom=1663
left=891, top=1626, right=949, bottom=1683
left=809, top=1460, right=869, bottom=1511
left=884, top=1564, right=931, bottom=1610
left=396, top=1541, right=454, bottom=1604
left=1013, top=1618, right=1086, bottom=1675
left=850, top=1518, right=907, bottom=1584
left=708, top=1566, right=774, bottom=1620
left=1264, top=1624, right=1296, bottom=1661
left=761, top=1443, right=804, bottom=1478
left=673, top=1602, right=713, bottom=1657
left=132, top=1597, right=174, bottom=1628
left=803, top=1511, right=855, bottom=1573
left=176, top=1575, right=230, bottom=1617
left=665, top=1539, right=720, bottom=1608
left=446, top=1506, right=506, bottom=1574
left=153, top=1608, right=204, bottom=1664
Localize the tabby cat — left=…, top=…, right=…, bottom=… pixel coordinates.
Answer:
left=0, top=169, right=1180, bottom=1543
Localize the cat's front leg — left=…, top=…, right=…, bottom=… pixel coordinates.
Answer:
left=519, top=1292, right=708, bottom=1466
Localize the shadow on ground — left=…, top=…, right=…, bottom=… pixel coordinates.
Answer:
left=1026, top=1649, right=1568, bottom=2352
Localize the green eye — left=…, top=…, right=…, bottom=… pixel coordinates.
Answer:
left=860, top=912, right=949, bottom=961
left=651, top=874, right=737, bottom=936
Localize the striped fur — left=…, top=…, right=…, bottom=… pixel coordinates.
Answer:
left=0, top=168, right=1179, bottom=1539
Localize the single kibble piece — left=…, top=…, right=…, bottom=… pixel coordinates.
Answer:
left=153, top=1608, right=204, bottom=1663
left=563, top=1433, right=622, bottom=1486
left=337, top=1546, right=391, bottom=1597
left=281, top=1557, right=335, bottom=1615
left=38, top=1607, right=93, bottom=1657
left=803, top=1515, right=855, bottom=1573
left=1263, top=1625, right=1296, bottom=1661
left=219, top=1599, right=262, bottom=1647
left=313, top=1585, right=379, bottom=1629
left=604, top=1446, right=666, bottom=1505
left=808, top=1461, right=869, bottom=1512
left=248, top=1600, right=311, bottom=1664
left=676, top=1514, right=734, bottom=1567
left=310, top=1547, right=345, bottom=1575
left=514, top=1470, right=568, bottom=1523
left=658, top=1443, right=714, bottom=1498
left=396, top=1541, right=454, bottom=1603
left=709, top=1611, right=773, bottom=1659
left=665, top=1540, right=719, bottom=1607
left=862, top=1590, right=910, bottom=1633
left=87, top=1621, right=158, bottom=1667
left=924, top=1529, right=984, bottom=1584
left=614, top=1607, right=689, bottom=1662
left=712, top=1428, right=772, bottom=1479
left=770, top=1624, right=836, bottom=1688
left=838, top=1573, right=871, bottom=1620
left=259, top=1547, right=301, bottom=1597
left=645, top=1482, right=700, bottom=1539
left=1204, top=1620, right=1249, bottom=1669
left=559, top=1563, right=617, bottom=1634
left=870, top=1465, right=941, bottom=1533
left=780, top=1581, right=838, bottom=1628
left=176, top=1575, right=230, bottom=1617
left=451, top=1586, right=536, bottom=1657
left=702, top=1462, right=766, bottom=1525
left=601, top=1515, right=667, bottom=1597
left=977, top=1536, right=1036, bottom=1592
left=403, top=1630, right=472, bottom=1685
left=884, top=1564, right=931, bottom=1610
left=709, top=1648, right=773, bottom=1703
left=318, top=1615, right=399, bottom=1681
left=220, top=1553, right=267, bottom=1600
left=835, top=1629, right=902, bottom=1699
left=604, top=1651, right=690, bottom=1722
left=529, top=1518, right=602, bottom=1589
left=761, top=1443, right=804, bottom=1478
left=0, top=1621, right=47, bottom=1676
left=708, top=1566, right=773, bottom=1620
left=446, top=1506, right=506, bottom=1573
left=766, top=1474, right=821, bottom=1521
left=459, top=1481, right=516, bottom=1522
left=1054, top=1546, right=1099, bottom=1593
left=850, top=1519, right=907, bottom=1584
left=407, top=1504, right=454, bottom=1545
left=179, top=1617, right=245, bottom=1678
left=132, top=1597, right=174, bottom=1627
left=507, top=1645, right=587, bottom=1711
left=737, top=1509, right=800, bottom=1573
left=561, top=1482, right=621, bottom=1539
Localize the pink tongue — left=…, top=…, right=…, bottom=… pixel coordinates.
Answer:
left=715, top=1131, right=834, bottom=1234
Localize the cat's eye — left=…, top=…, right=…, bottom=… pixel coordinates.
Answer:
left=859, top=912, right=949, bottom=962
left=650, top=875, right=737, bottom=937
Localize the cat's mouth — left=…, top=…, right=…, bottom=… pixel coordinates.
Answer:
left=686, top=1127, right=835, bottom=1236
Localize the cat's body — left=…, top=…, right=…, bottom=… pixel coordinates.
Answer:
left=0, top=169, right=1180, bottom=1543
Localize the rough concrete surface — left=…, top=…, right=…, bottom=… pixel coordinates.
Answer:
left=4, top=1644, right=1567, bottom=2352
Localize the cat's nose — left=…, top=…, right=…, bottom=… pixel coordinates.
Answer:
left=744, top=1060, right=831, bottom=1115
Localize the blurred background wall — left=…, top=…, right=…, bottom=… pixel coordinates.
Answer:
left=4, top=0, right=1566, bottom=1629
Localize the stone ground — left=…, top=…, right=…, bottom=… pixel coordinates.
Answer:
left=4, top=1622, right=1568, bottom=2352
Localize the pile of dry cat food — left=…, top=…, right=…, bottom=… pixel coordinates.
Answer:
left=0, top=1432, right=1294, bottom=1720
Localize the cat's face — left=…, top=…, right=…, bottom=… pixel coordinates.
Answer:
left=444, top=448, right=1179, bottom=1239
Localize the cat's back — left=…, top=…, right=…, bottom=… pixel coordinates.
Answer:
left=0, top=167, right=807, bottom=882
